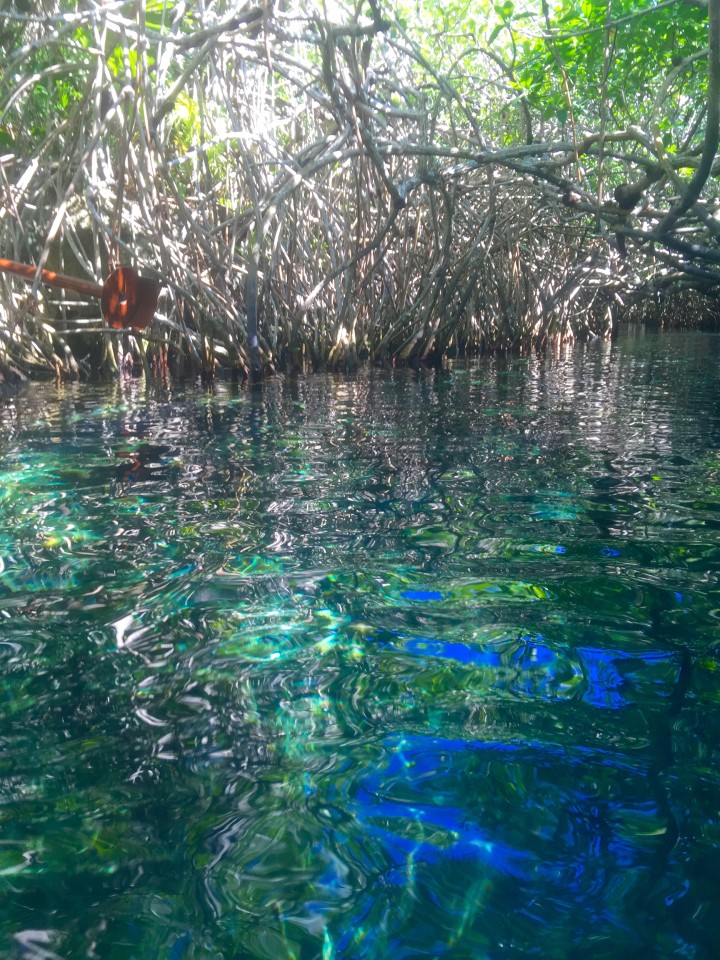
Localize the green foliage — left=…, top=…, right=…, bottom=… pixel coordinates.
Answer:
left=506, top=0, right=709, bottom=132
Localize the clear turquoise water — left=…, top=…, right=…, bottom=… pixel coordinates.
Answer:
left=0, top=332, right=719, bottom=960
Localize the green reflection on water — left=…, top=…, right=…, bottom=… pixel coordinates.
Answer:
left=0, top=333, right=719, bottom=959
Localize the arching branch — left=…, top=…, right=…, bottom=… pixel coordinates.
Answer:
left=658, top=0, right=720, bottom=235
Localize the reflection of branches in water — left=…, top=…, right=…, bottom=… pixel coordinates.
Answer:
left=114, top=442, right=173, bottom=489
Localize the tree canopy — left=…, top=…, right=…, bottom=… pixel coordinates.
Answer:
left=0, top=0, right=718, bottom=379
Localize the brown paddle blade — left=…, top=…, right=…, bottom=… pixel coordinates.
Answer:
left=0, top=258, right=160, bottom=330
left=101, top=267, right=160, bottom=330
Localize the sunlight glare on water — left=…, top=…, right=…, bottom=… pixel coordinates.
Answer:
left=0, top=332, right=719, bottom=959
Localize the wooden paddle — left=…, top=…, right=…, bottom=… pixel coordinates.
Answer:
left=0, top=258, right=160, bottom=330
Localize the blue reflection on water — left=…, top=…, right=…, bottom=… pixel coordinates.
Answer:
left=397, top=635, right=502, bottom=667
left=377, top=627, right=684, bottom=713
left=401, top=589, right=445, bottom=601
left=577, top=647, right=682, bottom=709
left=337, top=732, right=669, bottom=958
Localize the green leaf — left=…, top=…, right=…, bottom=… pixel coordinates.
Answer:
left=488, top=23, right=504, bottom=45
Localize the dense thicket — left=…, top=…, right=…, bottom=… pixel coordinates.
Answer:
left=0, top=0, right=718, bottom=380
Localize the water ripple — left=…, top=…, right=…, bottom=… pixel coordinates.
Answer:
left=0, top=337, right=718, bottom=958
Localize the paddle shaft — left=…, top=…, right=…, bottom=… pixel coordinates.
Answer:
left=0, top=258, right=105, bottom=299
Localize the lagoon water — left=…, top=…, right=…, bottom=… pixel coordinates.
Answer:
left=0, top=332, right=719, bottom=959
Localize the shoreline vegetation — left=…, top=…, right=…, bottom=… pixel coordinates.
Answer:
left=1, top=0, right=719, bottom=383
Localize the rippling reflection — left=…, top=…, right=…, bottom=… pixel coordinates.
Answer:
left=0, top=333, right=719, bottom=959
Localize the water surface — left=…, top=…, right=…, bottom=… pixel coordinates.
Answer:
left=1, top=332, right=719, bottom=959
